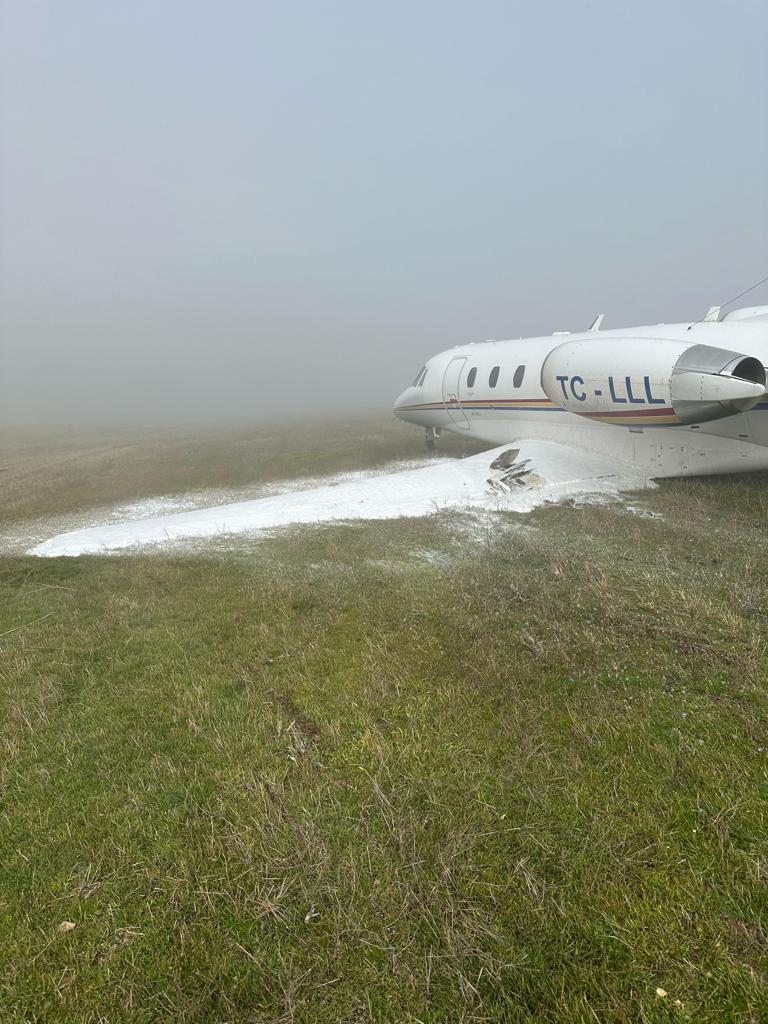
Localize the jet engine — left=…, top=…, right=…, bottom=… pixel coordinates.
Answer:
left=540, top=339, right=766, bottom=426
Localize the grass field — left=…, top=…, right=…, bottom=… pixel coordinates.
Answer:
left=1, top=418, right=767, bottom=1023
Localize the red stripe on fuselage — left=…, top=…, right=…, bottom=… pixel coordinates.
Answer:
left=583, top=407, right=675, bottom=418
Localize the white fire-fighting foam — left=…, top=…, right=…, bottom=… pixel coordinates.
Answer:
left=28, top=443, right=645, bottom=557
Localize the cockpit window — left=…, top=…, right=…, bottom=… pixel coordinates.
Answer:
left=418, top=367, right=428, bottom=386
left=489, top=365, right=500, bottom=388
left=513, top=364, right=525, bottom=388
left=466, top=366, right=477, bottom=388
left=412, top=366, right=426, bottom=386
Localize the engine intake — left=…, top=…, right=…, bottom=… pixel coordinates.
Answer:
left=671, top=345, right=766, bottom=423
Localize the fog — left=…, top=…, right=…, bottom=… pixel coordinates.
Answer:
left=1, top=0, right=767, bottom=428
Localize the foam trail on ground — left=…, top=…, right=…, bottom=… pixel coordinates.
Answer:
left=29, top=443, right=645, bottom=557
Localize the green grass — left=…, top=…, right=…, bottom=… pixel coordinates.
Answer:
left=0, top=416, right=484, bottom=526
left=0, top=424, right=767, bottom=1022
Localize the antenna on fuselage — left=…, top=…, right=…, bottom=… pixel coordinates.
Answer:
left=588, top=313, right=605, bottom=332
left=687, top=271, right=768, bottom=330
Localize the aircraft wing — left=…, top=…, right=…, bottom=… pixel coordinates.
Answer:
left=28, top=440, right=648, bottom=557
left=482, top=439, right=648, bottom=499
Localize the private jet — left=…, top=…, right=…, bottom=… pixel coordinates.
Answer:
left=394, top=305, right=768, bottom=488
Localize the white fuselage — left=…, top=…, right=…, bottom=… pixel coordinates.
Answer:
left=393, top=310, right=768, bottom=479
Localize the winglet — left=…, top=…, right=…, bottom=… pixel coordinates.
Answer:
left=703, top=305, right=721, bottom=322
left=588, top=313, right=605, bottom=332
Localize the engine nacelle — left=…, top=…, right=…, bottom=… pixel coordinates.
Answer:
left=540, top=338, right=766, bottom=426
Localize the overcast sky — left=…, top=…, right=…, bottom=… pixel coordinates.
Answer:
left=1, top=0, right=767, bottom=426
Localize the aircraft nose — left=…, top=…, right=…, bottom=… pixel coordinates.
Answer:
left=393, top=387, right=415, bottom=420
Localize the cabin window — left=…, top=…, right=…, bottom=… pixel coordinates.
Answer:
left=466, top=366, right=477, bottom=388
left=413, top=366, right=426, bottom=386
left=489, top=365, right=500, bottom=388
left=513, top=364, right=525, bottom=388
